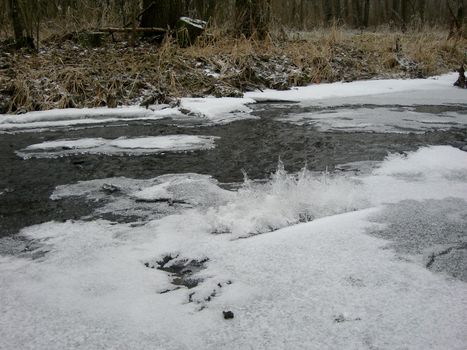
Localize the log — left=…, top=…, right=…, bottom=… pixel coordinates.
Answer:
left=454, top=66, right=466, bottom=89
left=100, top=27, right=167, bottom=34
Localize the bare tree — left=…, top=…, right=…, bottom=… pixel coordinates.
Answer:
left=363, top=0, right=370, bottom=27
left=352, top=0, right=361, bottom=26
left=7, top=0, right=34, bottom=48
left=235, top=0, right=271, bottom=39
left=8, top=0, right=24, bottom=40
left=418, top=0, right=426, bottom=23
left=140, top=0, right=186, bottom=29
left=323, top=0, right=333, bottom=24
left=447, top=0, right=465, bottom=38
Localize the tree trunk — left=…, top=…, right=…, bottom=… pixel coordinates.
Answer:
left=299, top=0, right=305, bottom=29
left=8, top=0, right=25, bottom=41
left=352, top=0, right=361, bottom=27
left=323, top=0, right=333, bottom=24
left=235, top=0, right=271, bottom=39
left=362, top=0, right=370, bottom=27
left=456, top=1, right=464, bottom=29
left=8, top=0, right=34, bottom=49
left=334, top=0, right=341, bottom=21
left=118, top=0, right=126, bottom=26
left=418, top=0, right=426, bottom=23
left=400, top=0, right=409, bottom=25
left=193, top=0, right=216, bottom=20
left=140, top=0, right=186, bottom=29
left=392, top=0, right=400, bottom=22
left=130, top=0, right=137, bottom=46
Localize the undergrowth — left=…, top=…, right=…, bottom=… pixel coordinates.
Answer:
left=0, top=27, right=465, bottom=113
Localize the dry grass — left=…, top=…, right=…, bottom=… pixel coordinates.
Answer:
left=1, top=27, right=465, bottom=113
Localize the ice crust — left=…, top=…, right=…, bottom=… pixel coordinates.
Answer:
left=246, top=73, right=464, bottom=104
left=1, top=146, right=467, bottom=349
left=16, top=135, right=219, bottom=158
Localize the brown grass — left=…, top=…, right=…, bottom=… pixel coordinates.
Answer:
left=1, top=27, right=465, bottom=113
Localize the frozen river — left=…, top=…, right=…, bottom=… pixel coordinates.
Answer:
left=0, top=74, right=466, bottom=349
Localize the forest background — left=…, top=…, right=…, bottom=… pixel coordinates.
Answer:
left=0, top=0, right=465, bottom=113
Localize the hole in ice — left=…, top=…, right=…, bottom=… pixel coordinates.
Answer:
left=144, top=254, right=209, bottom=290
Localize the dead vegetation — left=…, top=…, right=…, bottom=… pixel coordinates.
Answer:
left=0, top=27, right=465, bottom=113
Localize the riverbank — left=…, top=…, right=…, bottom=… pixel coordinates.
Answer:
left=1, top=28, right=465, bottom=113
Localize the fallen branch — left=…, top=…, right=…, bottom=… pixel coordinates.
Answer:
left=100, top=27, right=167, bottom=34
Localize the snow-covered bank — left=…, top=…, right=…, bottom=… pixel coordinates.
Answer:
left=245, top=73, right=463, bottom=103
left=1, top=73, right=464, bottom=133
left=16, top=135, right=219, bottom=159
left=1, top=146, right=467, bottom=349
left=0, top=97, right=255, bottom=133
left=0, top=106, right=177, bottom=133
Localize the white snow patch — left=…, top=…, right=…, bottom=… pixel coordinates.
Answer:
left=16, top=135, right=219, bottom=158
left=376, top=146, right=467, bottom=177
left=0, top=106, right=180, bottom=133
left=1, top=213, right=466, bottom=349
left=245, top=73, right=463, bottom=104
left=177, top=97, right=256, bottom=124
left=0, top=97, right=256, bottom=133
left=361, top=147, right=467, bottom=205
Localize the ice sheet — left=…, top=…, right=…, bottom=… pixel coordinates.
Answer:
left=16, top=135, right=219, bottom=158
left=276, top=106, right=467, bottom=133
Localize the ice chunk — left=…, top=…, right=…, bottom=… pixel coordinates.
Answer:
left=16, top=135, right=219, bottom=159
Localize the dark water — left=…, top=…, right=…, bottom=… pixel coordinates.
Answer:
left=1, top=104, right=467, bottom=238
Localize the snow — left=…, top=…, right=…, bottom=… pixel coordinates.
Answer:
left=0, top=97, right=256, bottom=133
left=245, top=73, right=464, bottom=104
left=16, top=135, right=219, bottom=158
left=177, top=97, right=256, bottom=124
left=0, top=106, right=179, bottom=133
left=1, top=146, right=467, bottom=349
left=375, top=145, right=467, bottom=176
